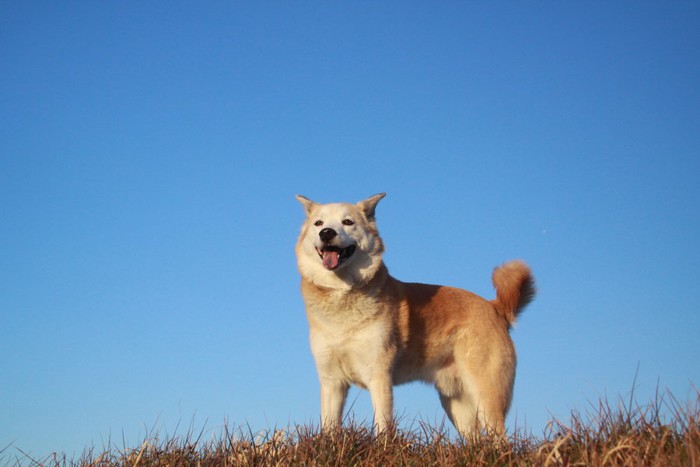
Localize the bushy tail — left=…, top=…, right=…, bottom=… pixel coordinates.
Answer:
left=491, top=260, right=535, bottom=326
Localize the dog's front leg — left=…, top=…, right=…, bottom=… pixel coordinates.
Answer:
left=368, top=376, right=394, bottom=433
left=320, top=379, right=349, bottom=430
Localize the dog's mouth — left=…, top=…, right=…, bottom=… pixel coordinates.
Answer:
left=316, top=245, right=356, bottom=270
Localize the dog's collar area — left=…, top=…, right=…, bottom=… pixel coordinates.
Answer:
left=316, top=245, right=356, bottom=270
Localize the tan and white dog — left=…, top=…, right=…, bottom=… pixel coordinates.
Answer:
left=295, top=193, right=534, bottom=437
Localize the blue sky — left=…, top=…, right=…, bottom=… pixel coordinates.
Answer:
left=2, top=1, right=699, bottom=459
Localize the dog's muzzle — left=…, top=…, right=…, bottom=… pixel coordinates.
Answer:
left=316, top=228, right=356, bottom=270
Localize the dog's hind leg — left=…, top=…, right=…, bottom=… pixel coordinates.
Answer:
left=438, top=391, right=479, bottom=437
left=458, top=365, right=512, bottom=436
left=439, top=389, right=510, bottom=438
left=440, top=344, right=514, bottom=437
left=320, top=379, right=349, bottom=430
left=473, top=395, right=507, bottom=436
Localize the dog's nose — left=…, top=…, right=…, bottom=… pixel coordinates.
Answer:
left=319, top=228, right=338, bottom=243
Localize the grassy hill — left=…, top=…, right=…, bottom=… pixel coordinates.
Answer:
left=6, top=390, right=699, bottom=466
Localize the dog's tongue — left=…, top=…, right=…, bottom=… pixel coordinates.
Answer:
left=322, top=250, right=340, bottom=270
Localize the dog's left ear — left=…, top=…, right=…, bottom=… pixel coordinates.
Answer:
left=357, top=193, right=386, bottom=221
left=295, top=195, right=318, bottom=216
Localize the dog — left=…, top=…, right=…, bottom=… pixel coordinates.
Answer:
left=295, top=193, right=534, bottom=437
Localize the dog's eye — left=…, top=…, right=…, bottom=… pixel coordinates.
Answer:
left=314, top=220, right=323, bottom=227
left=342, top=219, right=354, bottom=226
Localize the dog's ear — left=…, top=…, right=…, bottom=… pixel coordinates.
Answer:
left=295, top=195, right=318, bottom=216
left=357, top=193, right=386, bottom=221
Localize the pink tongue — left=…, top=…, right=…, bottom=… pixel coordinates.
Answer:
left=323, top=250, right=340, bottom=270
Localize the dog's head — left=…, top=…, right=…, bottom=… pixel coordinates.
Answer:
left=295, top=193, right=386, bottom=289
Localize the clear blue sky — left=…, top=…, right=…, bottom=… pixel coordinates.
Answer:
left=2, top=1, right=699, bottom=459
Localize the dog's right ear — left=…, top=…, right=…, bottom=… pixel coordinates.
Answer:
left=295, top=195, right=317, bottom=216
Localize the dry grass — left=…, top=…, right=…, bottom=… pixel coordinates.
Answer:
left=5, top=389, right=698, bottom=466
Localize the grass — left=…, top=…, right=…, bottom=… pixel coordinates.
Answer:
left=4, top=389, right=699, bottom=466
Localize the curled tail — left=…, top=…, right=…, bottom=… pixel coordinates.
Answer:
left=491, top=260, right=535, bottom=326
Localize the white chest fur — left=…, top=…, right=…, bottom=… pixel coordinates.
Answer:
left=305, top=289, right=395, bottom=388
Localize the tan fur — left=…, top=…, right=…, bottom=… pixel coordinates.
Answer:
left=295, top=194, right=535, bottom=437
